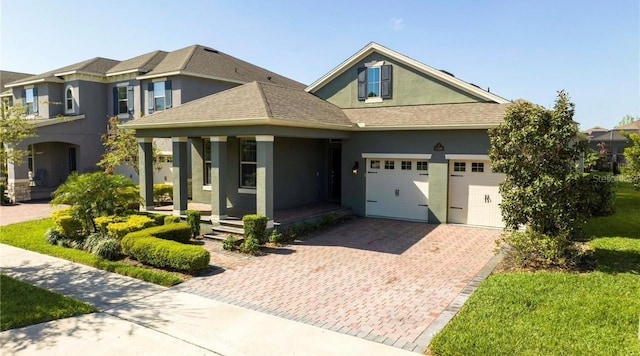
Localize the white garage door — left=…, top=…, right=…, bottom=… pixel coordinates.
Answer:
left=365, top=158, right=429, bottom=222
left=448, top=160, right=505, bottom=228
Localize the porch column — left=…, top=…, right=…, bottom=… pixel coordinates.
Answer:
left=172, top=137, right=188, bottom=215
left=5, top=144, right=31, bottom=202
left=256, top=135, right=274, bottom=227
left=210, top=136, right=227, bottom=222
left=137, top=138, right=154, bottom=210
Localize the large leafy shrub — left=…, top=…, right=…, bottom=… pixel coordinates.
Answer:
left=128, top=236, right=210, bottom=272
left=243, top=214, right=267, bottom=244
left=51, top=172, right=140, bottom=232
left=622, top=132, right=640, bottom=190
left=576, top=173, right=616, bottom=217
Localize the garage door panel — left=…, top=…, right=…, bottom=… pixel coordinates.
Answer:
left=448, top=161, right=504, bottom=228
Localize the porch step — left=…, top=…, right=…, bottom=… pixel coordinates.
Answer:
left=219, top=219, right=244, bottom=227
left=212, top=225, right=245, bottom=235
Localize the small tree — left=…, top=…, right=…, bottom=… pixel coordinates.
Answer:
left=98, top=117, right=139, bottom=175
left=622, top=132, right=640, bottom=190
left=490, top=91, right=584, bottom=239
left=0, top=103, right=36, bottom=175
left=617, top=114, right=639, bottom=127
left=51, top=172, right=140, bottom=233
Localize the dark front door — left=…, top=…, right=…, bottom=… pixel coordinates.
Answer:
left=68, top=147, right=77, bottom=173
left=328, top=147, right=341, bottom=201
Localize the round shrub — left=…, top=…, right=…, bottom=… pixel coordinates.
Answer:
left=268, top=229, right=284, bottom=244
left=45, top=228, right=65, bottom=245
left=164, top=215, right=181, bottom=225
left=239, top=236, right=260, bottom=255
left=129, top=236, right=210, bottom=271
left=83, top=232, right=109, bottom=252
left=223, top=236, right=237, bottom=251
left=93, top=238, right=122, bottom=261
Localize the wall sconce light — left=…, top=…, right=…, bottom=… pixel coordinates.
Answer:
left=352, top=161, right=359, bottom=175
left=434, top=142, right=444, bottom=151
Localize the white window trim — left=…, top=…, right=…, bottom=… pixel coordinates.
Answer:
left=364, top=60, right=385, bottom=103
left=64, top=85, right=74, bottom=114
left=362, top=153, right=432, bottom=159
left=239, top=139, right=257, bottom=189
left=24, top=87, right=36, bottom=115
left=116, top=86, right=129, bottom=117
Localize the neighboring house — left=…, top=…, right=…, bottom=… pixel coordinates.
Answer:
left=582, top=126, right=608, bottom=139
left=586, top=121, right=640, bottom=169
left=124, top=42, right=512, bottom=228
left=2, top=45, right=303, bottom=202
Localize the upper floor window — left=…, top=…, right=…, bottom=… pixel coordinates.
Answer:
left=65, top=86, right=74, bottom=113
left=23, top=87, right=38, bottom=115
left=357, top=63, right=392, bottom=102
left=113, top=85, right=133, bottom=116
left=147, top=80, right=172, bottom=114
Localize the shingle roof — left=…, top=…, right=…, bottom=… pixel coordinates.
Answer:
left=582, top=126, right=609, bottom=135
left=106, top=50, right=168, bottom=75
left=591, top=126, right=640, bottom=142
left=616, top=121, right=640, bottom=130
left=140, top=45, right=305, bottom=89
left=5, top=57, right=120, bottom=86
left=342, top=103, right=511, bottom=128
left=1, top=70, right=33, bottom=94
left=123, top=81, right=351, bottom=129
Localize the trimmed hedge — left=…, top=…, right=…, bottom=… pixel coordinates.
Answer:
left=243, top=214, right=267, bottom=244
left=121, top=223, right=192, bottom=255
left=51, top=208, right=83, bottom=238
left=107, top=215, right=155, bottom=240
left=186, top=210, right=201, bottom=237
left=128, top=236, right=210, bottom=272
left=164, top=215, right=181, bottom=224
left=94, top=216, right=125, bottom=233
left=143, top=213, right=167, bottom=226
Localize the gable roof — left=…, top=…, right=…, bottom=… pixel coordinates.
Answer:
left=616, top=120, right=640, bottom=130
left=5, top=57, right=120, bottom=87
left=122, top=81, right=352, bottom=130
left=0, top=70, right=33, bottom=95
left=343, top=103, right=511, bottom=129
left=136, top=45, right=305, bottom=89
left=305, top=42, right=510, bottom=104
left=106, top=50, right=169, bottom=76
left=582, top=125, right=609, bottom=134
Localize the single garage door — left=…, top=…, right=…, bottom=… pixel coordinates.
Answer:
left=365, top=156, right=430, bottom=222
left=448, top=159, right=505, bottom=228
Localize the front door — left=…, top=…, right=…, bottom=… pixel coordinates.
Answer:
left=68, top=147, right=77, bottom=173
left=328, top=147, right=341, bottom=201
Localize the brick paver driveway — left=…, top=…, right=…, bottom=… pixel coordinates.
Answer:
left=178, top=218, right=500, bottom=352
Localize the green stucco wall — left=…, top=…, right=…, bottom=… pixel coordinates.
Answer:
left=314, top=52, right=487, bottom=108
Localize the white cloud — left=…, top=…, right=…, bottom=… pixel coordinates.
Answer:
left=391, top=18, right=405, bottom=31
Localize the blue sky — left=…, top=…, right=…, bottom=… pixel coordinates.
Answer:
left=1, top=0, right=638, bottom=129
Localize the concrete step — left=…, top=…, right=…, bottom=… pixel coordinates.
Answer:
left=212, top=225, right=244, bottom=235
left=219, top=219, right=244, bottom=227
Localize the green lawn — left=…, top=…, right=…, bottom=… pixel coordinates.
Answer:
left=430, top=183, right=640, bottom=355
left=0, top=219, right=183, bottom=286
left=0, top=274, right=96, bottom=331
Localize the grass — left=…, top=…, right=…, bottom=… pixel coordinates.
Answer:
left=430, top=182, right=640, bottom=355
left=0, top=219, right=183, bottom=286
left=0, top=274, right=96, bottom=331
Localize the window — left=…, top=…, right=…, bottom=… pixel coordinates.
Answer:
left=454, top=162, right=466, bottom=172
left=384, top=160, right=395, bottom=170
left=471, top=162, right=484, bottom=172
left=357, top=64, right=392, bottom=101
left=417, top=161, right=429, bottom=171
left=370, top=160, right=380, bottom=169
left=240, top=139, right=257, bottom=188
left=23, top=87, right=38, bottom=114
left=147, top=80, right=172, bottom=113
left=114, top=85, right=134, bottom=115
left=401, top=161, right=412, bottom=170
left=204, top=140, right=211, bottom=185
left=65, top=86, right=74, bottom=112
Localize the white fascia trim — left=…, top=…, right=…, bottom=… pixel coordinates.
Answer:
left=255, top=135, right=274, bottom=142
left=305, top=42, right=510, bottom=104
left=0, top=92, right=11, bottom=97
left=137, top=137, right=153, bottom=143
left=34, top=115, right=85, bottom=128
left=354, top=124, right=498, bottom=131
left=136, top=70, right=247, bottom=85
left=362, top=153, right=432, bottom=159
left=106, top=69, right=140, bottom=77
left=5, top=78, right=54, bottom=88
left=445, top=154, right=490, bottom=161
left=121, top=117, right=353, bottom=130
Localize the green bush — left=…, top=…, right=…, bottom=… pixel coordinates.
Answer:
left=576, top=173, right=616, bottom=217
left=93, top=238, right=121, bottom=261
left=51, top=208, right=83, bottom=239
left=93, top=216, right=125, bottom=233
left=121, top=223, right=192, bottom=255
left=502, top=228, right=570, bottom=268
left=82, top=232, right=109, bottom=252
left=0, top=184, right=10, bottom=205
left=143, top=213, right=167, bottom=226
left=107, top=215, right=155, bottom=240
left=128, top=236, right=210, bottom=272
left=164, top=215, right=181, bottom=224
left=239, top=236, right=260, bottom=255
left=223, top=236, right=237, bottom=251
left=45, top=228, right=65, bottom=245
left=268, top=229, right=284, bottom=244
left=153, top=184, right=173, bottom=205
left=243, top=214, right=267, bottom=244
left=186, top=210, right=201, bottom=238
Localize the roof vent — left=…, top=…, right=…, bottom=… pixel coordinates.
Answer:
left=203, top=47, right=219, bottom=53
left=439, top=69, right=455, bottom=77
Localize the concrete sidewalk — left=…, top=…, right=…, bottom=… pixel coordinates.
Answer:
left=0, top=244, right=417, bottom=355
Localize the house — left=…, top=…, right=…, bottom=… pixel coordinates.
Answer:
left=2, top=45, right=303, bottom=202
left=586, top=121, right=640, bottom=169
left=582, top=126, right=608, bottom=139
left=123, top=42, right=511, bottom=228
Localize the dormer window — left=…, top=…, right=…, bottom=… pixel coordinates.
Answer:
left=65, top=86, right=74, bottom=113
left=358, top=62, right=392, bottom=103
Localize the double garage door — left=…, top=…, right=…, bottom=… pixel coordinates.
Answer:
left=364, top=155, right=504, bottom=228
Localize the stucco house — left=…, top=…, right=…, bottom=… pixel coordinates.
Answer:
left=124, top=42, right=511, bottom=228
left=586, top=121, right=640, bottom=169
left=2, top=45, right=302, bottom=202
